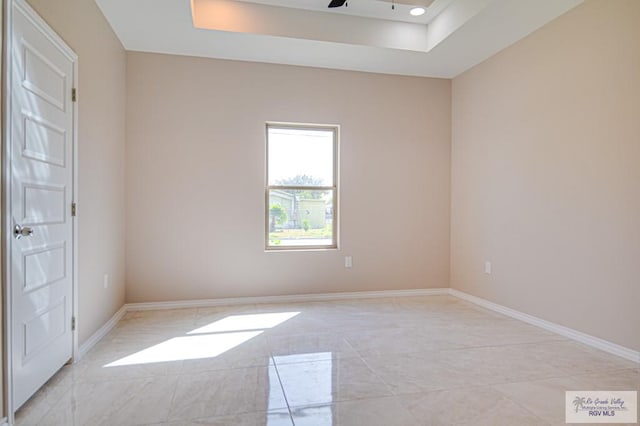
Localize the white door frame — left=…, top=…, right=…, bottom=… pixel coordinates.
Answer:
left=2, top=0, right=78, bottom=420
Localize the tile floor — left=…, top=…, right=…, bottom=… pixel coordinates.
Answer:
left=16, top=295, right=639, bottom=425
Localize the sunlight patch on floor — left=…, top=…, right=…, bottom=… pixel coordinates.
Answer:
left=104, top=331, right=263, bottom=366
left=189, top=312, right=300, bottom=334
left=104, top=311, right=300, bottom=367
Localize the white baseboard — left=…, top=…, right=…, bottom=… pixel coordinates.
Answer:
left=76, top=288, right=447, bottom=359
left=76, top=305, right=128, bottom=360
left=449, top=288, right=640, bottom=364
left=125, top=288, right=450, bottom=311
left=77, top=287, right=639, bottom=366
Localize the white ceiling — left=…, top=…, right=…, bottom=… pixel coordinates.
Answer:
left=230, top=0, right=442, bottom=24
left=95, top=0, right=583, bottom=78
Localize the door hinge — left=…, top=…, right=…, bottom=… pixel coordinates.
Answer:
left=72, top=88, right=77, bottom=102
left=71, top=202, right=77, bottom=217
left=71, top=316, right=76, bottom=331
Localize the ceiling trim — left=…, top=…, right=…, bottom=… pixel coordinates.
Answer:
left=96, top=0, right=583, bottom=78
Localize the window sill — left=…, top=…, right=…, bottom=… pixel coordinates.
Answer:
left=265, top=246, right=339, bottom=253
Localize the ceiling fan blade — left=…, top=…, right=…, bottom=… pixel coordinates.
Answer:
left=328, top=0, right=347, bottom=8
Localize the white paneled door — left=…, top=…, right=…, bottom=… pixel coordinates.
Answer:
left=9, top=0, right=77, bottom=410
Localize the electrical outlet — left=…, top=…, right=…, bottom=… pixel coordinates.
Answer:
left=345, top=256, right=353, bottom=268
left=484, top=261, right=492, bottom=274
left=103, top=273, right=109, bottom=289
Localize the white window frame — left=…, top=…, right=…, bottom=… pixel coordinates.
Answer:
left=265, top=122, right=339, bottom=251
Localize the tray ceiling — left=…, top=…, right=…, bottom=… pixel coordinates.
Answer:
left=95, top=0, right=583, bottom=78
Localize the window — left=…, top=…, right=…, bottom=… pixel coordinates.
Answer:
left=266, top=123, right=338, bottom=250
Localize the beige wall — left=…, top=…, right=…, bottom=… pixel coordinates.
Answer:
left=451, top=0, right=640, bottom=351
left=126, top=53, right=451, bottom=302
left=25, top=0, right=127, bottom=344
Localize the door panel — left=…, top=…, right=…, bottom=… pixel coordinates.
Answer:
left=10, top=0, right=75, bottom=409
left=23, top=113, right=67, bottom=166
left=23, top=298, right=67, bottom=360
left=22, top=42, right=67, bottom=110
left=21, top=183, right=66, bottom=225
left=23, top=243, right=66, bottom=292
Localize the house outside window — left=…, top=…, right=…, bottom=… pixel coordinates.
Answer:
left=266, top=123, right=338, bottom=250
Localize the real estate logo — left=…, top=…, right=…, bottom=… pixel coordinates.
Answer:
left=566, top=391, right=637, bottom=424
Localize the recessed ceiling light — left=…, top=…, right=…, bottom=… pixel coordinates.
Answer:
left=410, top=7, right=425, bottom=16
